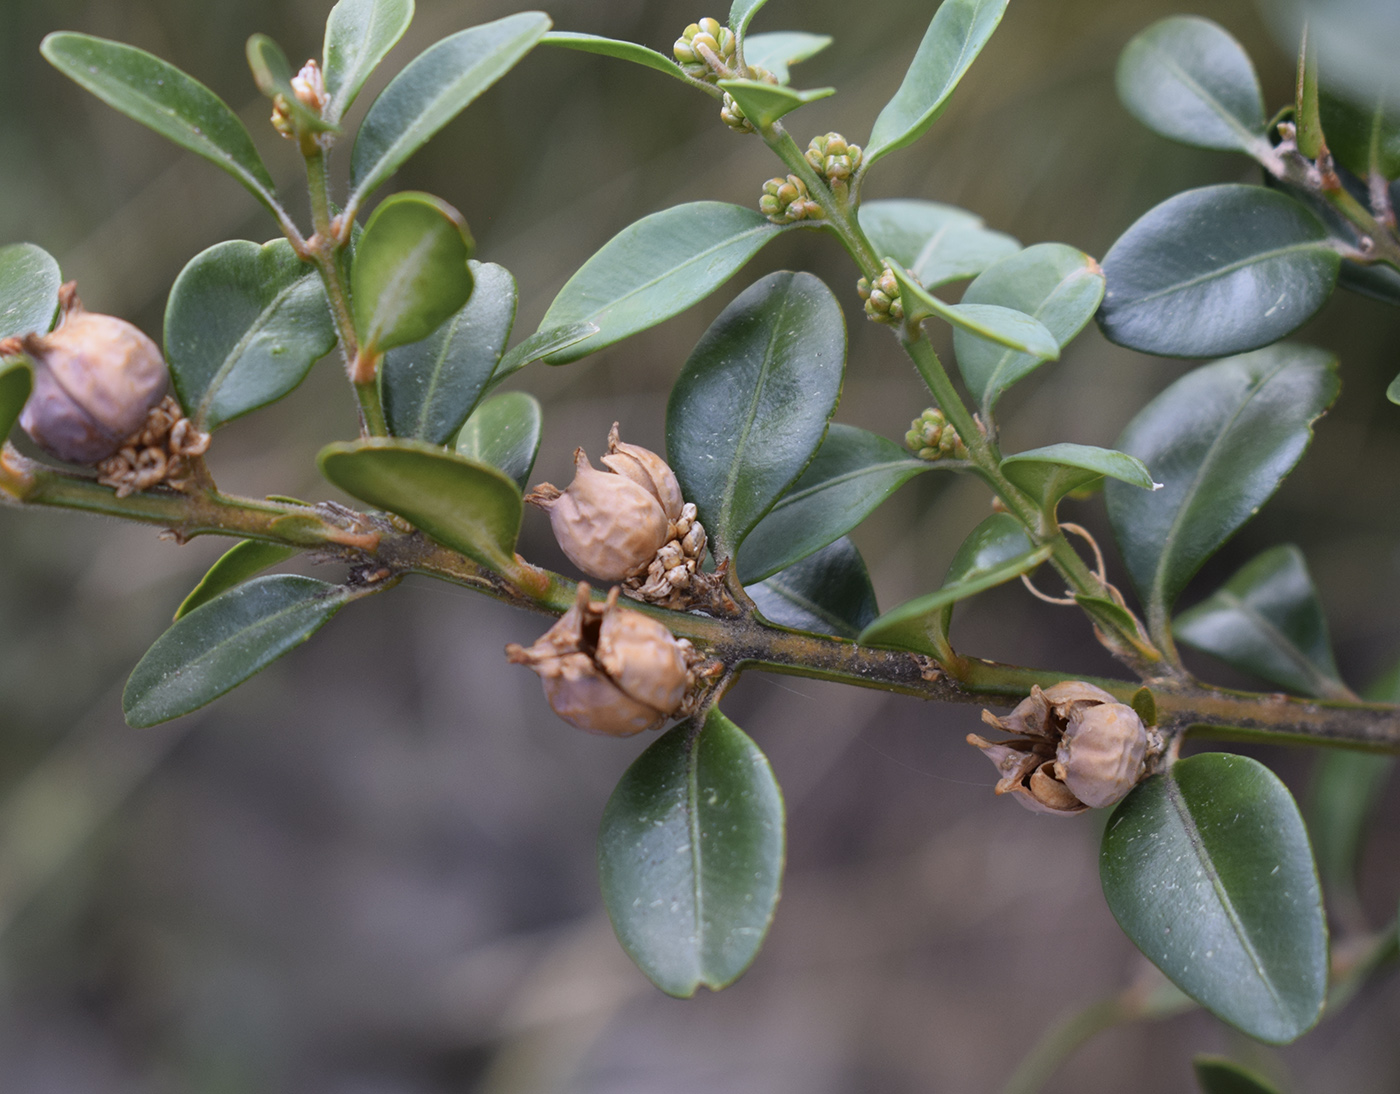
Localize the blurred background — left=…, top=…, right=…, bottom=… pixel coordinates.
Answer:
left=1, top=0, right=1398, bottom=1091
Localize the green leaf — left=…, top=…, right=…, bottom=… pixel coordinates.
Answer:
left=246, top=34, right=337, bottom=134
left=1320, top=90, right=1400, bottom=180
left=453, top=390, right=541, bottom=491
left=0, top=357, right=33, bottom=442
left=164, top=239, right=336, bottom=430
left=864, top=0, right=1010, bottom=167
left=747, top=537, right=878, bottom=638
left=1098, top=185, right=1340, bottom=358
left=737, top=424, right=932, bottom=585
left=381, top=260, right=515, bottom=444
left=1390, top=372, right=1400, bottom=405
left=41, top=33, right=281, bottom=220
left=729, top=0, right=771, bottom=39
left=540, top=33, right=693, bottom=86
left=1193, top=1057, right=1284, bottom=1094
left=1104, top=345, right=1339, bottom=630
left=349, top=12, right=550, bottom=208
left=351, top=191, right=474, bottom=357
left=859, top=513, right=1052, bottom=659
left=319, top=438, right=522, bottom=572
left=888, top=261, right=1059, bottom=360
left=666, top=271, right=845, bottom=559
left=493, top=322, right=598, bottom=383
left=953, top=243, right=1105, bottom=415
left=1115, top=17, right=1268, bottom=155
left=741, top=31, right=832, bottom=84
left=716, top=78, right=833, bottom=128
left=323, top=0, right=415, bottom=124
left=859, top=200, right=1020, bottom=288
left=537, top=202, right=785, bottom=365
left=1101, top=753, right=1327, bottom=1044
left=1131, top=686, right=1158, bottom=728
left=124, top=576, right=354, bottom=727
left=598, top=707, right=785, bottom=998
left=175, top=540, right=299, bottom=620
left=1001, top=443, right=1158, bottom=514
left=1173, top=545, right=1345, bottom=698
left=0, top=243, right=62, bottom=338
left=1295, top=31, right=1324, bottom=160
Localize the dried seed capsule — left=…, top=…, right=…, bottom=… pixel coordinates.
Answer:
left=1055, top=701, right=1149, bottom=809
left=601, top=422, right=683, bottom=521
left=18, top=284, right=169, bottom=464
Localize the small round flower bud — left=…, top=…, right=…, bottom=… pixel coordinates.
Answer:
left=905, top=407, right=967, bottom=461
left=759, top=175, right=823, bottom=225
left=18, top=283, right=169, bottom=464
left=290, top=59, right=327, bottom=113
left=673, top=18, right=735, bottom=80
left=858, top=266, right=905, bottom=324
left=805, top=132, right=863, bottom=183
left=720, top=92, right=754, bottom=133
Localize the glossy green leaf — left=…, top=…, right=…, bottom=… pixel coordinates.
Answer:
left=0, top=357, right=33, bottom=442
left=175, top=540, right=299, bottom=620
left=717, top=78, right=833, bottom=128
left=737, top=424, right=932, bottom=585
left=865, top=0, right=1010, bottom=166
left=352, top=191, right=474, bottom=357
left=859, top=200, right=1020, bottom=288
left=1320, top=90, right=1400, bottom=180
left=747, top=538, right=878, bottom=639
left=1193, top=1057, right=1284, bottom=1094
left=1098, top=185, right=1340, bottom=357
left=540, top=33, right=693, bottom=86
left=381, top=260, right=514, bottom=444
left=165, top=239, right=336, bottom=430
left=598, top=707, right=785, bottom=998
left=0, top=243, right=61, bottom=338
left=41, top=33, right=281, bottom=219
left=124, top=576, right=354, bottom=727
left=1116, top=17, right=1269, bottom=155
left=1173, top=545, right=1345, bottom=698
left=1105, top=346, right=1339, bottom=630
left=349, top=12, right=550, bottom=207
left=1001, top=443, right=1158, bottom=513
left=729, top=0, right=771, bottom=38
left=246, top=34, right=337, bottom=134
left=493, top=321, right=598, bottom=382
left=537, top=203, right=785, bottom=364
left=323, top=0, right=415, bottom=124
left=953, top=243, right=1105, bottom=415
left=888, top=261, right=1059, bottom=360
left=1101, top=753, right=1326, bottom=1044
left=454, top=391, right=541, bottom=491
left=741, top=31, right=832, bottom=84
left=859, top=514, right=1052, bottom=659
left=319, top=438, right=521, bottom=572
left=666, top=271, right=845, bottom=559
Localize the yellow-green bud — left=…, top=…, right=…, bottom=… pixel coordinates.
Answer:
left=673, top=18, right=736, bottom=80
left=905, top=408, right=967, bottom=461
left=759, top=175, right=823, bottom=224
left=720, top=92, right=754, bottom=133
left=805, top=132, right=863, bottom=182
left=856, top=266, right=904, bottom=324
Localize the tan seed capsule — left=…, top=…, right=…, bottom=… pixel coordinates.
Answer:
left=601, top=422, right=683, bottom=521
left=1055, top=702, right=1149, bottom=808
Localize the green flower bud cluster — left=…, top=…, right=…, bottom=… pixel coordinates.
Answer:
left=905, top=408, right=968, bottom=461
left=805, top=133, right=863, bottom=183
left=673, top=18, right=736, bottom=80
left=856, top=266, right=905, bottom=324
left=720, top=91, right=754, bottom=132
left=759, top=175, right=824, bottom=225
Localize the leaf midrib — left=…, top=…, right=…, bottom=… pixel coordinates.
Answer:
left=1145, top=40, right=1263, bottom=150
left=1121, top=240, right=1329, bottom=307
left=1204, top=590, right=1344, bottom=699
left=364, top=231, right=441, bottom=349
left=767, top=458, right=926, bottom=512
left=981, top=267, right=1094, bottom=403
left=880, top=0, right=995, bottom=139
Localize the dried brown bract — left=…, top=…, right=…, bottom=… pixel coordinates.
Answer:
left=94, top=395, right=211, bottom=498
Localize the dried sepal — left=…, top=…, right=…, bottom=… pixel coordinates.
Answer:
left=94, top=395, right=211, bottom=497
left=602, top=421, right=683, bottom=521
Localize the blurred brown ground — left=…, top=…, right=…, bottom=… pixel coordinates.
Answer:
left=1, top=1, right=1398, bottom=1091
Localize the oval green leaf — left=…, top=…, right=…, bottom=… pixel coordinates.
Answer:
left=859, top=200, right=1020, bottom=288
left=352, top=191, right=474, bottom=357
left=741, top=31, right=832, bottom=84
left=859, top=513, right=1052, bottom=659
left=747, top=537, right=879, bottom=638
left=349, top=12, right=550, bottom=207
left=729, top=0, right=771, bottom=38
left=888, top=261, right=1059, bottom=360
left=1308, top=749, right=1393, bottom=897
left=737, top=424, right=932, bottom=585
left=124, top=575, right=354, bottom=727
left=41, top=33, right=281, bottom=219
left=717, top=79, right=833, bottom=128
left=246, top=34, right=337, bottom=134
left=492, top=320, right=598, bottom=382
left=175, top=540, right=300, bottom=620
left=1320, top=89, right=1400, bottom=180
left=1173, top=544, right=1346, bottom=699
left=318, top=437, right=522, bottom=572
left=1099, top=185, right=1340, bottom=358
left=381, top=260, right=515, bottom=444
left=323, top=0, right=415, bottom=124
left=0, top=243, right=61, bottom=339
left=953, top=243, right=1105, bottom=415
left=1193, top=1057, right=1284, bottom=1094
left=1001, top=442, right=1158, bottom=513
left=165, top=238, right=336, bottom=430
left=598, top=707, right=785, bottom=998
left=0, top=357, right=33, bottom=443
left=1101, top=753, right=1326, bottom=1044
left=666, top=270, right=846, bottom=560
left=454, top=390, right=542, bottom=491
left=1104, top=345, right=1339, bottom=632
left=537, top=202, right=785, bottom=365
left=865, top=0, right=1010, bottom=167
left=1116, top=17, right=1269, bottom=155
left=540, top=32, right=693, bottom=86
